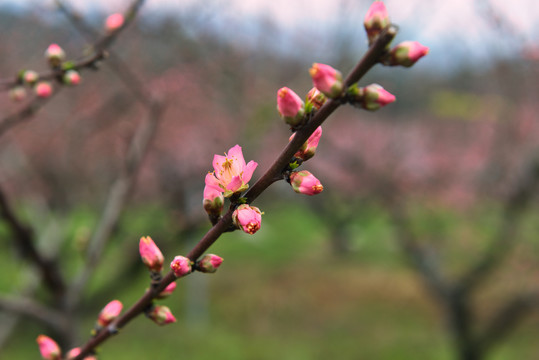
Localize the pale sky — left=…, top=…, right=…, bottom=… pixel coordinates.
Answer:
left=6, top=0, right=539, bottom=69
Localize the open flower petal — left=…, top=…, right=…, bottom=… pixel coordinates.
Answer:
left=242, top=161, right=258, bottom=184
left=226, top=176, right=243, bottom=192
left=205, top=144, right=258, bottom=198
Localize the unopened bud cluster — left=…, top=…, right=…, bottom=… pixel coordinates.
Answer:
left=8, top=43, right=83, bottom=102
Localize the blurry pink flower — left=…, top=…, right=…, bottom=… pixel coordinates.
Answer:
left=67, top=348, right=80, bottom=359
left=45, top=43, right=65, bottom=67
left=105, top=13, right=125, bottom=32
left=147, top=305, right=176, bottom=326
left=290, top=126, right=323, bottom=161
left=362, top=84, right=396, bottom=111
left=67, top=348, right=96, bottom=360
left=139, top=236, right=164, bottom=272
left=305, top=87, right=327, bottom=110
left=390, top=41, right=429, bottom=67
left=63, top=70, right=81, bottom=85
left=289, top=170, right=324, bottom=196
left=9, top=86, right=26, bottom=102
left=23, top=70, right=39, bottom=84
left=203, top=175, right=224, bottom=216
left=170, top=255, right=192, bottom=277
left=364, top=1, right=390, bottom=43
left=97, top=300, right=123, bottom=327
left=35, top=82, right=52, bottom=98
left=157, top=281, right=177, bottom=299
left=309, top=63, right=343, bottom=98
left=36, top=335, right=61, bottom=360
left=206, top=145, right=258, bottom=197
left=233, top=204, right=262, bottom=235
left=197, top=254, right=223, bottom=273
left=277, top=87, right=305, bottom=126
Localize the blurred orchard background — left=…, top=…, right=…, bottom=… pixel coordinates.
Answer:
left=1, top=0, right=539, bottom=359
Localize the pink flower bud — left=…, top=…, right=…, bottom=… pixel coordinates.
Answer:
left=389, top=41, right=429, bottom=67
left=203, top=174, right=225, bottom=216
left=105, top=13, right=125, bottom=33
left=67, top=348, right=97, bottom=360
left=289, top=170, right=324, bottom=196
left=9, top=86, right=26, bottom=102
left=97, top=299, right=123, bottom=327
left=36, top=335, right=61, bottom=360
left=157, top=281, right=177, bottom=299
left=206, top=145, right=258, bottom=197
left=309, top=63, right=343, bottom=98
left=290, top=126, right=323, bottom=161
left=305, top=87, right=327, bottom=111
left=147, top=305, right=176, bottom=326
left=139, top=236, right=164, bottom=272
left=45, top=43, right=65, bottom=67
left=197, top=254, right=223, bottom=273
left=23, top=70, right=39, bottom=85
left=35, top=82, right=53, bottom=98
left=361, top=83, right=396, bottom=111
left=67, top=348, right=80, bottom=359
left=277, top=87, right=305, bottom=126
left=364, top=1, right=390, bottom=43
left=63, top=70, right=81, bottom=85
left=233, top=204, right=262, bottom=235
left=170, top=255, right=192, bottom=277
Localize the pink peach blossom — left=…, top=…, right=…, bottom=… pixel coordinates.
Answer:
left=45, top=44, right=65, bottom=66
left=277, top=87, right=305, bottom=126
left=36, top=335, right=61, bottom=360
left=9, top=86, right=26, bottom=102
left=139, top=236, right=164, bottom=272
left=290, top=126, right=323, bottom=161
left=362, top=84, right=396, bottom=111
left=206, top=145, right=258, bottom=197
left=309, top=63, right=343, bottom=98
left=23, top=70, right=39, bottom=84
left=157, top=281, right=177, bottom=298
left=35, top=82, right=52, bottom=98
left=63, top=70, right=81, bottom=85
left=233, top=204, right=262, bottom=235
left=147, top=305, right=176, bottom=325
left=66, top=348, right=96, bottom=360
left=305, top=87, right=327, bottom=110
left=390, top=41, right=429, bottom=67
left=105, top=13, right=125, bottom=32
left=290, top=170, right=324, bottom=196
left=203, top=175, right=225, bottom=216
left=197, top=254, right=223, bottom=273
left=364, top=1, right=390, bottom=42
left=170, top=255, right=192, bottom=277
left=97, top=300, right=123, bottom=327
